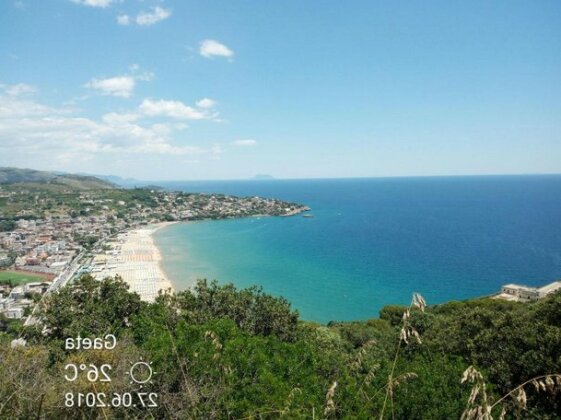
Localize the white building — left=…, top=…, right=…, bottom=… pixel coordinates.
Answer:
left=0, top=297, right=15, bottom=310
left=538, top=281, right=561, bottom=298
left=497, top=281, right=561, bottom=302
left=500, top=284, right=540, bottom=301
left=5, top=306, right=24, bottom=319
left=8, top=286, right=25, bottom=300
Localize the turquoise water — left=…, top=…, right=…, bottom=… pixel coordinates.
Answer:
left=154, top=176, right=561, bottom=323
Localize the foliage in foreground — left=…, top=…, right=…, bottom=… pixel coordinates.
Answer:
left=0, top=275, right=560, bottom=419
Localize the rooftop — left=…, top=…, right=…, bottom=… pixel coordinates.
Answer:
left=538, top=281, right=561, bottom=295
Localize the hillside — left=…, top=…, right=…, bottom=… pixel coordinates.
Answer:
left=0, top=167, right=115, bottom=190
left=76, top=172, right=141, bottom=188
left=1, top=277, right=560, bottom=418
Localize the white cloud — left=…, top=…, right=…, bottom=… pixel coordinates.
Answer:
left=139, top=99, right=212, bottom=120
left=0, top=87, right=69, bottom=117
left=0, top=82, right=225, bottom=177
left=85, top=76, right=135, bottom=98
left=4, top=83, right=36, bottom=96
left=101, top=112, right=139, bottom=124
left=128, top=64, right=154, bottom=81
left=84, top=67, right=153, bottom=98
left=136, top=6, right=171, bottom=26
left=199, top=40, right=234, bottom=59
left=212, top=145, right=225, bottom=155
left=0, top=93, right=215, bottom=165
left=70, top=0, right=112, bottom=8
left=196, top=98, right=216, bottom=109
left=117, top=7, right=171, bottom=27
left=233, top=139, right=257, bottom=147
left=0, top=97, right=56, bottom=117
left=174, top=122, right=189, bottom=130
left=117, top=14, right=130, bottom=25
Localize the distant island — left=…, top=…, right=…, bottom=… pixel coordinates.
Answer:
left=252, top=174, right=276, bottom=180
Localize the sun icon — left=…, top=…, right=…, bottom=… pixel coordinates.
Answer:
left=126, top=357, right=156, bottom=388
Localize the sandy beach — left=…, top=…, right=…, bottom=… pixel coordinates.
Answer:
left=92, top=222, right=175, bottom=302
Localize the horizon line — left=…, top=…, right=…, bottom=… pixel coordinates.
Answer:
left=2, top=166, right=561, bottom=184
left=136, top=172, right=561, bottom=184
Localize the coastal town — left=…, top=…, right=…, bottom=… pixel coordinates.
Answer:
left=2, top=169, right=560, bottom=325
left=0, top=179, right=309, bottom=323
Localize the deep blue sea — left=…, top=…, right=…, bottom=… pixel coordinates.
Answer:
left=153, top=176, right=561, bottom=323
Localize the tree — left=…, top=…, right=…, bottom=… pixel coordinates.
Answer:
left=0, top=220, right=16, bottom=232
left=37, top=274, right=143, bottom=343
left=176, top=279, right=300, bottom=342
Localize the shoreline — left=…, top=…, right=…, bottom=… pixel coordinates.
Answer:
left=93, top=222, right=178, bottom=302
left=115, top=219, right=561, bottom=322
left=114, top=212, right=307, bottom=301
left=151, top=221, right=180, bottom=294
left=151, top=220, right=203, bottom=292
left=150, top=212, right=309, bottom=293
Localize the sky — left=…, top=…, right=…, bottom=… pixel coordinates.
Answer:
left=1, top=0, right=560, bottom=181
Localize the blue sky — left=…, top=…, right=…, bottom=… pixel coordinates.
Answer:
left=1, top=0, right=560, bottom=180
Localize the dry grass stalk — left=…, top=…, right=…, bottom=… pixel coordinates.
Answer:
left=324, top=381, right=338, bottom=416
left=461, top=365, right=561, bottom=420
left=391, top=372, right=418, bottom=388
left=364, top=366, right=380, bottom=387
left=412, top=293, right=426, bottom=312
left=399, top=306, right=422, bottom=345
left=350, top=339, right=377, bottom=372
left=280, top=387, right=302, bottom=416
left=379, top=292, right=425, bottom=419
left=204, top=330, right=223, bottom=360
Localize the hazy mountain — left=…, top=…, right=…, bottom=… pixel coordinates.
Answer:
left=0, top=167, right=115, bottom=190
left=76, top=173, right=140, bottom=188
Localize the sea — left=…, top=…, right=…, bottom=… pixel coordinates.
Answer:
left=153, top=175, right=561, bottom=323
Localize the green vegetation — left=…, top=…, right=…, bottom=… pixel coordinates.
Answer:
left=0, top=185, right=150, bottom=219
left=0, top=271, right=45, bottom=286
left=1, top=276, right=560, bottom=418
left=0, top=175, right=306, bottom=222
left=0, top=220, right=16, bottom=232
